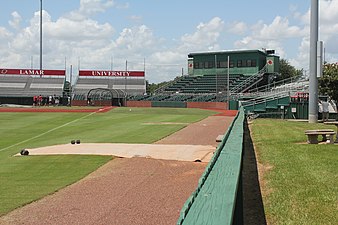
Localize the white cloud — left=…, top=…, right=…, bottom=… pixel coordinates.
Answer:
left=79, top=0, right=115, bottom=15
left=8, top=11, right=22, bottom=30
left=0, top=27, right=14, bottom=65
left=232, top=15, right=307, bottom=57
left=67, top=0, right=115, bottom=21
left=180, top=17, right=224, bottom=52
left=116, top=25, right=157, bottom=52
left=320, top=0, right=338, bottom=24
left=150, top=51, right=183, bottom=65
left=230, top=15, right=310, bottom=70
left=282, top=1, right=338, bottom=71
left=1, top=1, right=121, bottom=69
left=253, top=16, right=305, bottom=40
left=320, top=0, right=338, bottom=56
left=0, top=27, right=12, bottom=41
left=46, top=17, right=114, bottom=41
left=227, top=21, right=248, bottom=35
left=291, top=36, right=309, bottom=69
left=9, top=11, right=47, bottom=54
left=233, top=37, right=286, bottom=57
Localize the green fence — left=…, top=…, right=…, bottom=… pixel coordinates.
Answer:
left=151, top=101, right=187, bottom=108
left=177, top=108, right=245, bottom=225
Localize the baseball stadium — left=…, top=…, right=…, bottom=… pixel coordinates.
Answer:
left=2, top=0, right=338, bottom=222
left=0, top=44, right=337, bottom=225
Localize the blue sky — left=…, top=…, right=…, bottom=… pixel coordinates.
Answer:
left=0, top=0, right=337, bottom=82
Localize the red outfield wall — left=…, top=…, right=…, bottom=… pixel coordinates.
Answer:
left=126, top=101, right=152, bottom=107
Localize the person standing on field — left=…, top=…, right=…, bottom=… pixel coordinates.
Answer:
left=320, top=98, right=330, bottom=122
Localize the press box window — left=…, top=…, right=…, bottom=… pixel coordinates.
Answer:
left=194, top=62, right=201, bottom=69
left=229, top=61, right=234, bottom=68
left=219, top=61, right=227, bottom=68
left=237, top=60, right=242, bottom=67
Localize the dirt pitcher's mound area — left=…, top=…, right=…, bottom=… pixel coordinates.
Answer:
left=1, top=115, right=235, bottom=225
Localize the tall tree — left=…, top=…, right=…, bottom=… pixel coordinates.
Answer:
left=277, top=58, right=303, bottom=81
left=319, top=63, right=338, bottom=103
left=146, top=80, right=170, bottom=94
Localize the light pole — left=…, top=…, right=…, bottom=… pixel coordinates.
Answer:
left=39, top=0, right=43, bottom=70
left=69, top=65, right=72, bottom=107
left=125, top=60, right=127, bottom=93
left=309, top=0, right=319, bottom=123
left=125, top=60, right=128, bottom=106
left=215, top=55, right=217, bottom=101
left=227, top=55, right=230, bottom=109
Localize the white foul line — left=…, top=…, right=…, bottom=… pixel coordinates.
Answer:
left=0, top=110, right=98, bottom=153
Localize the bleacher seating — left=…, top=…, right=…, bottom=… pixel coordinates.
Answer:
left=145, top=94, right=171, bottom=101
left=188, top=95, right=216, bottom=102
left=166, top=94, right=194, bottom=102
left=163, top=74, right=248, bottom=94
left=128, top=94, right=148, bottom=101
left=127, top=93, right=222, bottom=103
left=0, top=74, right=65, bottom=97
left=74, top=76, right=145, bottom=96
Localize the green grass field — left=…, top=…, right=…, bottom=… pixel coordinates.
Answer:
left=251, top=119, right=338, bottom=225
left=0, top=107, right=215, bottom=216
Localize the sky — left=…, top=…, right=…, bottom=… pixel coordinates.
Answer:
left=0, top=0, right=337, bottom=83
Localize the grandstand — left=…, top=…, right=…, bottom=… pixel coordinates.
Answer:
left=128, top=49, right=280, bottom=107
left=73, top=70, right=146, bottom=103
left=0, top=68, right=66, bottom=104
left=160, top=49, right=279, bottom=95
left=0, top=67, right=146, bottom=106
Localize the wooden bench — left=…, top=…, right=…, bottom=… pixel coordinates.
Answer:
left=305, top=129, right=336, bottom=144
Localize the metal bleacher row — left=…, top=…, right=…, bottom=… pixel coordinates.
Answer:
left=128, top=93, right=228, bottom=103
left=74, top=77, right=145, bottom=93
left=126, top=73, right=251, bottom=103
left=73, top=76, right=145, bottom=100
left=163, top=74, right=247, bottom=94
left=0, top=74, right=65, bottom=97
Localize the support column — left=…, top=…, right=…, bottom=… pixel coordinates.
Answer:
left=308, top=0, right=319, bottom=123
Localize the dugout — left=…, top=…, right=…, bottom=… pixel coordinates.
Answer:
left=86, top=88, right=126, bottom=107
